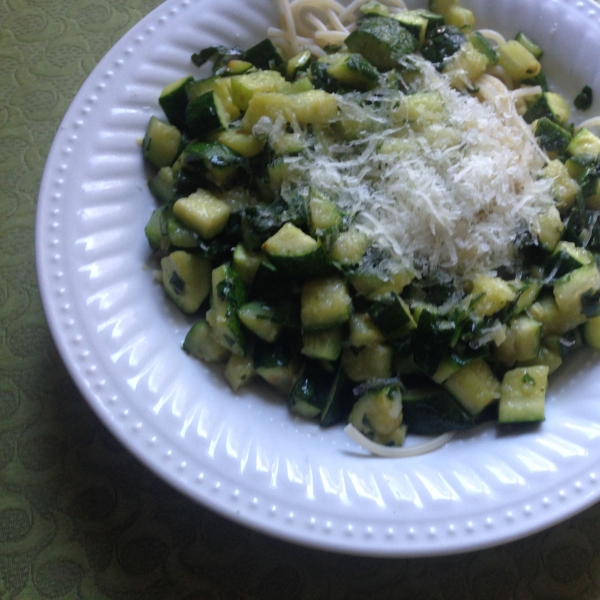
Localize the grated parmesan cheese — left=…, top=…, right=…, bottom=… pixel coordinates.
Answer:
left=277, top=59, right=553, bottom=281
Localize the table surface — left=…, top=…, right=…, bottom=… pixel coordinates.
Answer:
left=3, top=0, right=600, bottom=598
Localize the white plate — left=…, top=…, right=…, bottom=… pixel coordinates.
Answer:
left=36, top=0, right=600, bottom=556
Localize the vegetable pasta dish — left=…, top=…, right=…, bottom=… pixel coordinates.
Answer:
left=140, top=0, right=600, bottom=456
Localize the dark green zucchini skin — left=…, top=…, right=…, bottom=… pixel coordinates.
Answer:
left=534, top=117, right=572, bottom=155
left=186, top=91, right=228, bottom=137
left=401, top=387, right=475, bottom=435
left=345, top=16, right=418, bottom=71
left=320, top=369, right=354, bottom=427
left=289, top=360, right=335, bottom=418
left=243, top=38, right=285, bottom=71
left=413, top=310, right=457, bottom=377
left=368, top=293, right=412, bottom=338
left=421, top=25, right=466, bottom=67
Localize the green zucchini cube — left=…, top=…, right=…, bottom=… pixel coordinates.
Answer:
left=161, top=251, right=212, bottom=314
left=444, top=358, right=500, bottom=415
left=173, top=190, right=231, bottom=240
left=301, top=276, right=352, bottom=331
left=345, top=16, right=418, bottom=71
left=498, top=366, right=548, bottom=424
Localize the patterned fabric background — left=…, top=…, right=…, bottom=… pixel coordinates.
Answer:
left=3, top=0, right=600, bottom=598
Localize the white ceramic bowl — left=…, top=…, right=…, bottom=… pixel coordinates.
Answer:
left=36, top=0, right=600, bottom=556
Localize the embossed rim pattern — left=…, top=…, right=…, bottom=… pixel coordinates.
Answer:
left=36, top=0, right=600, bottom=556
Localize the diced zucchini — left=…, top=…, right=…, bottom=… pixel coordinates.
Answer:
left=301, top=276, right=352, bottom=331
left=224, top=60, right=255, bottom=75
left=522, top=71, right=549, bottom=91
left=167, top=216, right=199, bottom=248
left=413, top=309, right=457, bottom=376
left=341, top=343, right=393, bottom=381
left=230, top=70, right=288, bottom=112
left=344, top=16, right=419, bottom=71
left=392, top=11, right=428, bottom=45
left=148, top=166, right=175, bottom=205
left=567, top=128, right=600, bottom=159
left=186, top=76, right=240, bottom=120
left=498, top=366, right=548, bottom=424
left=348, top=313, right=386, bottom=348
left=262, top=223, right=328, bottom=278
left=444, top=357, right=501, bottom=416
left=348, top=270, right=388, bottom=297
left=528, top=295, right=577, bottom=336
left=543, top=330, right=583, bottom=358
left=360, top=1, right=391, bottom=17
left=243, top=38, right=284, bottom=71
left=225, top=353, right=255, bottom=391
left=432, top=352, right=476, bottom=384
left=414, top=9, right=445, bottom=33
left=238, top=301, right=282, bottom=343
left=514, top=32, right=543, bottom=59
left=286, top=50, right=311, bottom=81
left=159, top=75, right=194, bottom=128
left=161, top=251, right=212, bottom=314
left=271, top=132, right=305, bottom=156
left=327, top=230, right=370, bottom=266
left=471, top=275, right=517, bottom=317
left=145, top=206, right=170, bottom=253
left=532, top=206, right=564, bottom=251
left=249, top=261, right=285, bottom=302
left=533, top=117, right=572, bottom=156
left=421, top=25, right=466, bottom=65
left=512, top=279, right=543, bottom=314
left=546, top=241, right=593, bottom=279
left=216, top=186, right=258, bottom=212
left=207, top=265, right=248, bottom=356
left=348, top=383, right=404, bottom=445
left=497, top=40, right=541, bottom=82
left=285, top=77, right=314, bottom=94
left=520, top=345, right=563, bottom=374
left=523, top=92, right=571, bottom=126
left=321, top=369, right=353, bottom=427
left=444, top=6, right=475, bottom=33
left=212, top=129, right=266, bottom=158
left=402, top=387, right=475, bottom=434
left=186, top=91, right=230, bottom=137
left=428, top=0, right=458, bottom=17
left=288, top=361, right=334, bottom=418
left=253, top=338, right=301, bottom=395
left=173, top=190, right=231, bottom=240
left=469, top=31, right=498, bottom=66
left=232, top=244, right=263, bottom=285
left=443, top=41, right=488, bottom=89
left=183, top=320, right=229, bottom=363
left=366, top=271, right=415, bottom=301
left=368, top=292, right=416, bottom=338
left=494, top=316, right=541, bottom=365
left=307, top=188, right=343, bottom=236
left=301, top=327, right=343, bottom=361
left=553, top=263, right=600, bottom=321
left=326, top=53, right=379, bottom=91
left=241, top=90, right=338, bottom=133
left=583, top=316, right=600, bottom=350
left=143, top=116, right=182, bottom=169
left=179, top=141, right=245, bottom=188
left=540, top=159, right=579, bottom=214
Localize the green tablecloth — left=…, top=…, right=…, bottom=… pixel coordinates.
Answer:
left=3, top=0, right=600, bottom=597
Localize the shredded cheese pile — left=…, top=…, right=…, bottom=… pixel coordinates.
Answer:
left=270, top=60, right=553, bottom=280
